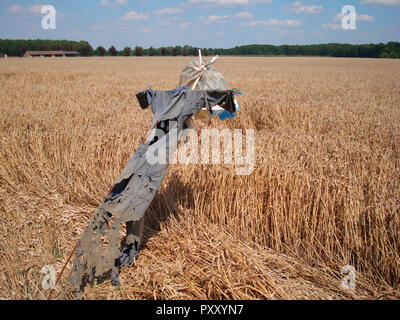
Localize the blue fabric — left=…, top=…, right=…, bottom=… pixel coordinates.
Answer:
left=218, top=110, right=236, bottom=120
left=210, top=103, right=239, bottom=120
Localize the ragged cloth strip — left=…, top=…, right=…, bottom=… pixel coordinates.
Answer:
left=68, top=86, right=237, bottom=298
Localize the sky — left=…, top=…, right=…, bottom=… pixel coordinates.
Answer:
left=0, top=0, right=399, bottom=49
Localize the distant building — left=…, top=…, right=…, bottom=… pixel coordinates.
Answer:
left=24, top=50, right=79, bottom=57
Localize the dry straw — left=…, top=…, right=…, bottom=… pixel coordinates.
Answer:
left=0, top=56, right=399, bottom=299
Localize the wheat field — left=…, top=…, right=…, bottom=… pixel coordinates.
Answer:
left=0, top=56, right=399, bottom=300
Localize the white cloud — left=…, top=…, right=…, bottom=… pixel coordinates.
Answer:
left=187, top=0, right=272, bottom=6
left=199, top=15, right=229, bottom=23
left=285, top=1, right=323, bottom=14
left=29, top=4, right=45, bottom=14
left=333, top=13, right=374, bottom=22
left=179, top=22, right=190, bottom=28
left=159, top=20, right=171, bottom=26
left=359, top=0, right=400, bottom=5
left=7, top=3, right=54, bottom=15
left=7, top=5, right=24, bottom=14
left=357, top=14, right=375, bottom=22
left=323, top=23, right=343, bottom=31
left=333, top=13, right=344, bottom=21
left=234, top=11, right=255, bottom=18
left=121, top=11, right=149, bottom=21
left=92, top=24, right=103, bottom=30
left=325, top=12, right=374, bottom=30
left=246, top=19, right=302, bottom=27
left=98, top=0, right=128, bottom=7
left=154, top=7, right=183, bottom=15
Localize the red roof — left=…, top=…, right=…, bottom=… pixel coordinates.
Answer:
left=25, top=50, right=79, bottom=55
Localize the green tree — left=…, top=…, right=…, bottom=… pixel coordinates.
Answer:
left=135, top=46, right=143, bottom=56
left=108, top=45, right=117, bottom=56
left=96, top=46, right=106, bottom=56
left=174, top=46, right=182, bottom=56
left=123, top=46, right=131, bottom=56
left=1, top=39, right=400, bottom=59
left=77, top=41, right=93, bottom=56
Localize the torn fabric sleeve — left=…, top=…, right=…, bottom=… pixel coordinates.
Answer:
left=68, top=87, right=236, bottom=298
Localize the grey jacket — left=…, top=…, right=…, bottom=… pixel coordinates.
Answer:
left=68, top=87, right=235, bottom=297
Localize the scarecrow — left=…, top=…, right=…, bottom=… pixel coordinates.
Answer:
left=67, top=52, right=240, bottom=299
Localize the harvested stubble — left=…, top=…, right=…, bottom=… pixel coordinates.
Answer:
left=0, top=56, right=399, bottom=300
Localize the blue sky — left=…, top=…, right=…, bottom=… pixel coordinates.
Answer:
left=0, top=0, right=399, bottom=49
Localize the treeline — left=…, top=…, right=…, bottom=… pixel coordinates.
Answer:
left=1, top=39, right=399, bottom=58
left=219, top=42, right=400, bottom=58
left=95, top=45, right=206, bottom=57
left=0, top=39, right=93, bottom=57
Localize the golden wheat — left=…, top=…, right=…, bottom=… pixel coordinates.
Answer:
left=0, top=56, right=399, bottom=300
